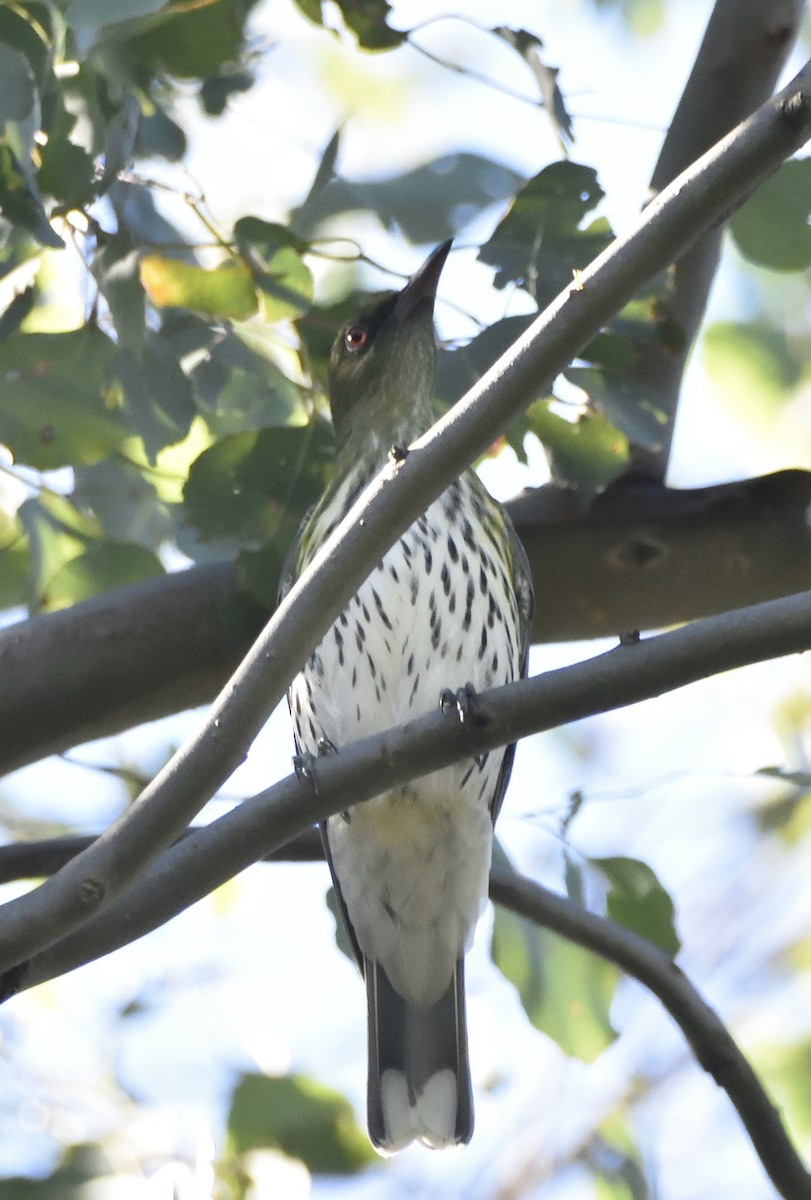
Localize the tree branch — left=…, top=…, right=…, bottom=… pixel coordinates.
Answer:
left=2, top=468, right=811, bottom=781
left=631, top=0, right=804, bottom=479
left=6, top=583, right=811, bottom=996
left=488, top=869, right=811, bottom=1200
left=0, top=64, right=808, bottom=980
left=513, top=469, right=811, bottom=639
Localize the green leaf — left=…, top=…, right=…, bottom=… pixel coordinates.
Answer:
left=527, top=399, right=629, bottom=500
left=0, top=1144, right=110, bottom=1198
left=592, top=856, right=680, bottom=955
left=0, top=6, right=53, bottom=89
left=233, top=223, right=313, bottom=320
left=184, top=422, right=333, bottom=547
left=190, top=330, right=304, bottom=434
left=18, top=493, right=94, bottom=608
left=492, top=904, right=618, bottom=1062
left=226, top=1072, right=375, bottom=1173
left=72, top=457, right=174, bottom=549
left=762, top=1035, right=811, bottom=1142
left=333, top=0, right=405, bottom=50
left=0, top=43, right=37, bottom=124
left=0, top=328, right=125, bottom=469
left=0, top=141, right=64, bottom=248
left=140, top=254, right=258, bottom=321
left=0, top=522, right=30, bottom=610
left=731, top=159, right=811, bottom=272
left=293, top=152, right=522, bottom=244
left=0, top=286, right=35, bottom=340
left=125, top=0, right=245, bottom=79
left=37, top=134, right=96, bottom=209
left=41, top=540, right=163, bottom=610
left=702, top=321, right=801, bottom=418
left=564, top=364, right=667, bottom=451
left=135, top=105, right=187, bottom=160
left=93, top=233, right=146, bottom=350
left=436, top=314, right=535, bottom=407
left=65, top=0, right=169, bottom=29
left=479, top=161, right=612, bottom=308
left=113, top=335, right=196, bottom=460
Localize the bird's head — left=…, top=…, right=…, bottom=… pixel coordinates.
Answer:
left=328, top=240, right=452, bottom=456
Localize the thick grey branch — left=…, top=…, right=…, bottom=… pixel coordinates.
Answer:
left=2, top=469, right=811, bottom=780
left=489, top=869, right=811, bottom=1200
left=0, top=66, right=809, bottom=981
left=7, top=584, right=811, bottom=997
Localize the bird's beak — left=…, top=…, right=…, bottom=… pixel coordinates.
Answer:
left=394, top=239, right=453, bottom=321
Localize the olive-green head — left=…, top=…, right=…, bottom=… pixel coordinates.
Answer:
left=328, top=240, right=451, bottom=456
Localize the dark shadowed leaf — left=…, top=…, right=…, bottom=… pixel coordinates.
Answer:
left=190, top=331, right=304, bottom=433
left=226, top=1072, right=374, bottom=1172
left=0, top=43, right=37, bottom=124
left=113, top=335, right=196, bottom=460
left=731, top=159, right=811, bottom=272
left=436, top=313, right=536, bottom=407
left=0, top=143, right=63, bottom=248
left=0, top=328, right=124, bottom=468
left=293, top=152, right=523, bottom=244
left=565, top=364, right=667, bottom=451
left=184, top=421, right=333, bottom=546
left=479, top=161, right=611, bottom=307
left=593, top=856, right=680, bottom=955
left=73, top=457, right=174, bottom=549
left=65, top=0, right=168, bottom=28
left=93, top=232, right=146, bottom=350
left=135, top=105, right=187, bottom=160
left=123, top=0, right=247, bottom=79
left=0, top=285, right=35, bottom=340
left=37, top=133, right=95, bottom=209
left=333, top=0, right=405, bottom=50
left=0, top=5, right=53, bottom=88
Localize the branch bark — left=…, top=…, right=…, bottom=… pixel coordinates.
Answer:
left=6, top=582, right=811, bottom=995
left=2, top=468, right=811, bottom=780
left=0, top=63, right=809, bottom=981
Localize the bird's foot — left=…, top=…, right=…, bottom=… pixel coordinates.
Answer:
left=292, top=737, right=338, bottom=796
left=439, top=682, right=486, bottom=726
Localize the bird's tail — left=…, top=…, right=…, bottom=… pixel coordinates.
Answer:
left=365, top=956, right=473, bottom=1154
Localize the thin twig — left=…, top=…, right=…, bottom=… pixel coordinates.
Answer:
left=489, top=869, right=811, bottom=1200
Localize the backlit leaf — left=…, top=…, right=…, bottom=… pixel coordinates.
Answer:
left=491, top=902, right=618, bottom=1062
left=0, top=328, right=123, bottom=469
left=140, top=255, right=258, bottom=321
left=593, top=856, right=680, bottom=955
left=226, top=1072, right=374, bottom=1172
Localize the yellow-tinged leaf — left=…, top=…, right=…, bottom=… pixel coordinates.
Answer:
left=140, top=255, right=258, bottom=320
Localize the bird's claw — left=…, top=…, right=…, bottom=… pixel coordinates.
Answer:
left=292, top=738, right=338, bottom=795
left=439, top=682, right=484, bottom=726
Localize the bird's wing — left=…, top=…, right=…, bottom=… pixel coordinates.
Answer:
left=489, top=510, right=534, bottom=825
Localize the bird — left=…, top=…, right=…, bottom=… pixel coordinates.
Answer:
left=282, top=240, right=533, bottom=1153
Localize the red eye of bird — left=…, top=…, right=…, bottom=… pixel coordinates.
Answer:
left=344, top=325, right=368, bottom=352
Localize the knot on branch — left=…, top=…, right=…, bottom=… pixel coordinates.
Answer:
left=781, top=89, right=810, bottom=130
